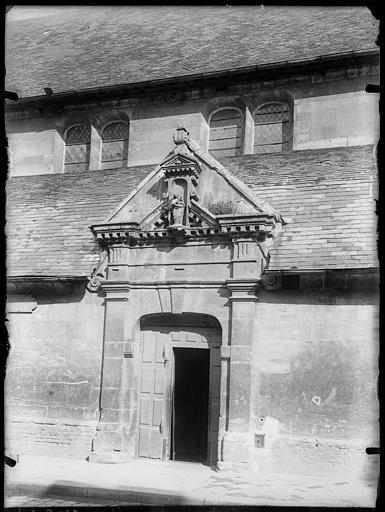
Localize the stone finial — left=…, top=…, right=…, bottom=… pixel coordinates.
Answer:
left=173, top=125, right=190, bottom=145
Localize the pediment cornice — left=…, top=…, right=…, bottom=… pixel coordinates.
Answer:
left=91, top=211, right=280, bottom=246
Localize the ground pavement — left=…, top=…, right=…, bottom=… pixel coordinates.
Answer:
left=4, top=454, right=379, bottom=507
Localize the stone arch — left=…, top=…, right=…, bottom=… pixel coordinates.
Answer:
left=100, top=120, right=130, bottom=169
left=207, top=106, right=245, bottom=158
left=247, top=90, right=294, bottom=153
left=92, top=112, right=130, bottom=169
left=202, top=97, right=249, bottom=156
left=56, top=115, right=92, bottom=172
left=62, top=121, right=92, bottom=172
left=246, top=89, right=294, bottom=112
left=202, top=96, right=247, bottom=122
left=140, top=312, right=223, bottom=330
left=92, top=110, right=130, bottom=134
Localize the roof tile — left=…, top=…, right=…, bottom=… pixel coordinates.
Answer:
left=5, top=6, right=378, bottom=97
left=6, top=145, right=378, bottom=277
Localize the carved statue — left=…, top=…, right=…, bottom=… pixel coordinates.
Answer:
left=170, top=194, right=185, bottom=225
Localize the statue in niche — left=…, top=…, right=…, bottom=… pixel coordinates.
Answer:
left=170, top=194, right=185, bottom=226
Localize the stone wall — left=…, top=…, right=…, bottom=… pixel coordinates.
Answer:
left=5, top=291, right=105, bottom=458
left=6, top=80, right=379, bottom=177
left=293, top=91, right=379, bottom=150
left=5, top=284, right=379, bottom=475
left=253, top=287, right=379, bottom=477
left=6, top=116, right=64, bottom=176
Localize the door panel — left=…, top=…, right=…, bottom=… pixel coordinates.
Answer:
left=153, top=398, right=163, bottom=425
left=139, top=398, right=151, bottom=424
left=154, top=368, right=165, bottom=393
left=138, top=331, right=167, bottom=459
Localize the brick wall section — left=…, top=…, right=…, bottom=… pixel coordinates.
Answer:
left=6, top=145, right=378, bottom=276
left=5, top=6, right=378, bottom=97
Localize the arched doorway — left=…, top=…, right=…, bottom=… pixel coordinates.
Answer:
left=138, top=313, right=222, bottom=465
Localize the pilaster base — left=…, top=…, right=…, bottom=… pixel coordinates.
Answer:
left=221, top=431, right=255, bottom=464
left=89, top=421, right=135, bottom=460
left=88, top=450, right=130, bottom=464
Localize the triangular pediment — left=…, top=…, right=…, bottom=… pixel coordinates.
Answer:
left=140, top=198, right=218, bottom=231
left=91, top=126, right=284, bottom=242
left=161, top=153, right=200, bottom=170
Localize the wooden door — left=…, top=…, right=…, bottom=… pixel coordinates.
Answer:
left=138, top=331, right=171, bottom=459
left=138, top=326, right=221, bottom=464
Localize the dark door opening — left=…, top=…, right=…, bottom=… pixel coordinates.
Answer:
left=172, top=348, right=210, bottom=463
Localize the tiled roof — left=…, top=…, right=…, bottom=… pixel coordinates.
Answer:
left=5, top=6, right=378, bottom=98
left=6, top=145, right=378, bottom=277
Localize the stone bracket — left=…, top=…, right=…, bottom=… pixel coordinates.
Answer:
left=87, top=251, right=108, bottom=292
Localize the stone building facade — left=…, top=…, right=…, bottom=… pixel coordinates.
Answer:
left=5, top=6, right=379, bottom=478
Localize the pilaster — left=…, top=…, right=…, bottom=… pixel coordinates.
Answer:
left=221, top=278, right=258, bottom=466
left=89, top=283, right=131, bottom=462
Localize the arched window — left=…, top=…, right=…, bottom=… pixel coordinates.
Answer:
left=64, top=124, right=91, bottom=170
left=101, top=122, right=129, bottom=168
left=254, top=102, right=290, bottom=154
left=209, top=109, right=243, bottom=158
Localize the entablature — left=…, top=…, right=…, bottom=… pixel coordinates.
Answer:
left=91, top=213, right=279, bottom=247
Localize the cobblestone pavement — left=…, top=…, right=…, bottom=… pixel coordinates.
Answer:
left=5, top=494, right=132, bottom=507
left=5, top=479, right=378, bottom=508
left=198, top=469, right=378, bottom=507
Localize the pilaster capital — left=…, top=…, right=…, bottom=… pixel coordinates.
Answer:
left=101, top=282, right=130, bottom=300
left=226, top=278, right=259, bottom=301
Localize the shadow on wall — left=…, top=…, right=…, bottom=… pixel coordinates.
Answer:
left=257, top=288, right=378, bottom=306
left=34, top=284, right=87, bottom=305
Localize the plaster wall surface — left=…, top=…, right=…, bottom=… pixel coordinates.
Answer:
left=5, top=291, right=105, bottom=458
left=253, top=288, right=379, bottom=477
left=128, top=112, right=208, bottom=166
left=7, top=127, right=63, bottom=177
left=293, top=91, right=379, bottom=149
